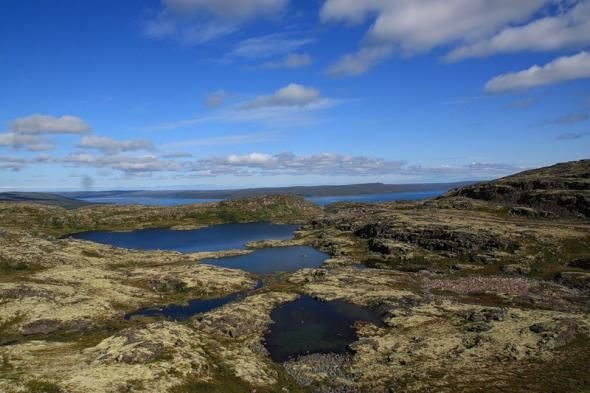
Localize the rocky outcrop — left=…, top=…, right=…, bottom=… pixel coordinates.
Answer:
left=445, top=159, right=590, bottom=217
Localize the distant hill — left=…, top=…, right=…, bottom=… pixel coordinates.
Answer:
left=0, top=192, right=92, bottom=209
left=0, top=181, right=474, bottom=210
left=62, top=181, right=473, bottom=200
left=445, top=159, right=590, bottom=217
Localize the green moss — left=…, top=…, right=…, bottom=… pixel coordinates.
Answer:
left=171, top=362, right=308, bottom=393
left=24, top=380, right=63, bottom=393
left=0, top=312, right=25, bottom=339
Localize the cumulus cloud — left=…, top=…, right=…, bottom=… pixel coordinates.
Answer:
left=0, top=156, right=27, bottom=171
left=144, top=0, right=288, bottom=44
left=263, top=53, right=312, bottom=69
left=62, top=153, right=180, bottom=174
left=544, top=112, right=589, bottom=125
left=161, top=151, right=193, bottom=158
left=78, top=136, right=154, bottom=154
left=327, top=45, right=393, bottom=77
left=484, top=51, right=590, bottom=93
left=190, top=152, right=521, bottom=178
left=8, top=114, right=90, bottom=134
left=204, top=90, right=228, bottom=108
left=0, top=133, right=54, bottom=152
left=447, top=1, right=590, bottom=61
left=192, top=152, right=403, bottom=176
left=321, top=0, right=572, bottom=75
left=240, top=84, right=321, bottom=109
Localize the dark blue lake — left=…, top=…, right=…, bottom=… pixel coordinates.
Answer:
left=71, top=223, right=298, bottom=253
left=202, top=246, right=328, bottom=275
left=264, top=296, right=384, bottom=362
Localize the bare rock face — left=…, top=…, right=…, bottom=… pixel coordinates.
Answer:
left=445, top=159, right=590, bottom=218
left=355, top=222, right=518, bottom=259
left=559, top=271, right=590, bottom=291
left=21, top=319, right=62, bottom=336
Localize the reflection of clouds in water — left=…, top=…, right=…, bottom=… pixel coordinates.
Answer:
left=82, top=175, right=94, bottom=190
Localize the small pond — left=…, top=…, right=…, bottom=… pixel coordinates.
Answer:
left=71, top=222, right=298, bottom=253
left=201, top=246, right=328, bottom=275
left=264, top=296, right=384, bottom=362
left=125, top=280, right=264, bottom=320
left=125, top=291, right=242, bottom=321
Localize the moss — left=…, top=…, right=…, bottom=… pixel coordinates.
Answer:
left=24, top=380, right=63, bottom=393
left=81, top=249, right=104, bottom=258
left=0, top=312, right=25, bottom=339
left=171, top=360, right=308, bottom=393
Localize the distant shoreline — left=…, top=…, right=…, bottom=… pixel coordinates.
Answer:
left=58, top=181, right=475, bottom=200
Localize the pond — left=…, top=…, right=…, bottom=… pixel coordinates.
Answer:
left=264, top=296, right=384, bottom=362
left=125, top=280, right=263, bottom=320
left=201, top=246, right=328, bottom=275
left=71, top=222, right=298, bottom=253
left=125, top=292, right=242, bottom=321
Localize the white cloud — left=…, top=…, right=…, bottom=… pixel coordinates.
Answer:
left=322, top=0, right=549, bottom=50
left=161, top=151, right=193, bottom=158
left=0, top=156, right=27, bottom=171
left=145, top=0, right=288, bottom=44
left=510, top=97, right=538, bottom=109
left=327, top=45, right=393, bottom=77
left=78, top=135, right=154, bottom=154
left=484, top=51, right=590, bottom=93
left=447, top=1, right=590, bottom=61
left=8, top=114, right=90, bottom=134
left=62, top=153, right=180, bottom=174
left=192, top=151, right=521, bottom=178
left=163, top=132, right=277, bottom=148
left=544, top=112, right=589, bottom=125
left=231, top=34, right=314, bottom=59
left=240, top=84, right=321, bottom=109
left=557, top=131, right=590, bottom=140
left=163, top=0, right=287, bottom=20
left=263, top=53, right=312, bottom=69
left=321, top=0, right=558, bottom=74
left=0, top=132, right=54, bottom=152
left=204, top=90, right=228, bottom=108
left=193, top=152, right=404, bottom=176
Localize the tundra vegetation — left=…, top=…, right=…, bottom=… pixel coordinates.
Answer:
left=0, top=160, right=589, bottom=393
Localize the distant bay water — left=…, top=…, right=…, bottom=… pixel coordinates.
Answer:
left=80, top=196, right=223, bottom=206
left=80, top=189, right=446, bottom=207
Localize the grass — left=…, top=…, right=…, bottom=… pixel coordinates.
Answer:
left=526, top=235, right=590, bottom=279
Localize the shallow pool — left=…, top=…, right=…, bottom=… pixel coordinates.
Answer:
left=264, top=296, right=383, bottom=362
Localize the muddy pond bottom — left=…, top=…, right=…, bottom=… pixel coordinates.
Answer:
left=264, top=296, right=383, bottom=362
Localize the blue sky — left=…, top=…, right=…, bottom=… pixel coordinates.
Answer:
left=1, top=0, right=589, bottom=190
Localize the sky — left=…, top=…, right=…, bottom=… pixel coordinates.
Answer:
left=1, top=0, right=589, bottom=191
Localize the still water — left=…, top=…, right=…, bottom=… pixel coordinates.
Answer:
left=201, top=246, right=328, bottom=275
left=264, top=296, right=383, bottom=362
left=72, top=222, right=298, bottom=253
